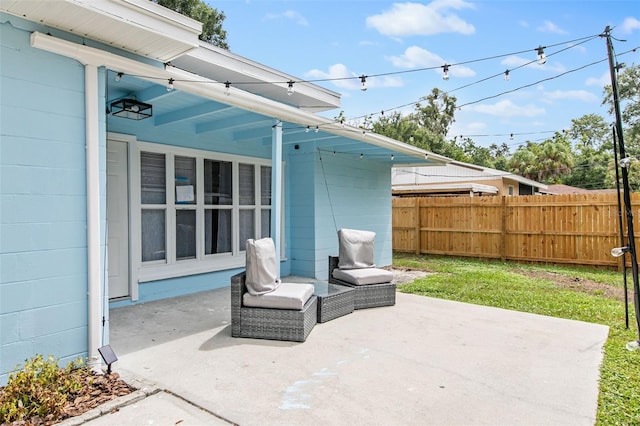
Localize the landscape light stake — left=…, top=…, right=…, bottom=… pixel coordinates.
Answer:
left=604, top=26, right=640, bottom=349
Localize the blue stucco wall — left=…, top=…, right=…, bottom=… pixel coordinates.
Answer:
left=0, top=17, right=108, bottom=384
left=287, top=147, right=392, bottom=279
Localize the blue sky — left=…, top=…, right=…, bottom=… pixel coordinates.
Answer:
left=213, top=0, right=639, bottom=150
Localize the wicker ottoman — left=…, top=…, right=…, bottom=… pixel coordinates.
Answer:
left=312, top=282, right=355, bottom=323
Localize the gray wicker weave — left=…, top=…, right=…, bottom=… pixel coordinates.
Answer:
left=231, top=272, right=317, bottom=342
left=328, top=256, right=396, bottom=309
left=313, top=282, right=355, bottom=323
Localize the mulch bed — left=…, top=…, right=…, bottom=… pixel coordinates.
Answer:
left=2, top=371, right=134, bottom=426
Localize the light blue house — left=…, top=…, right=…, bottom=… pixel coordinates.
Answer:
left=0, top=0, right=447, bottom=383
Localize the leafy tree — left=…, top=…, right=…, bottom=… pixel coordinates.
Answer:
left=562, top=114, right=614, bottom=189
left=509, top=135, right=574, bottom=184
left=488, top=143, right=511, bottom=171
left=154, top=0, right=228, bottom=49
left=602, top=63, right=640, bottom=189
left=370, top=88, right=467, bottom=159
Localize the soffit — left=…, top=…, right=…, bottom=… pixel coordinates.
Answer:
left=0, top=0, right=201, bottom=62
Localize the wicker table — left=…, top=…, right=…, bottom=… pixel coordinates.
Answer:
left=313, top=282, right=355, bottom=323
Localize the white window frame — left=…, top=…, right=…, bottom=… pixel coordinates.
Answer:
left=131, top=141, right=282, bottom=283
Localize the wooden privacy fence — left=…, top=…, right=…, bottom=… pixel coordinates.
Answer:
left=392, top=192, right=640, bottom=267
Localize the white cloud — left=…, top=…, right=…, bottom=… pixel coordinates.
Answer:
left=585, top=71, right=610, bottom=87
left=544, top=90, right=599, bottom=103
left=387, top=46, right=476, bottom=77
left=264, top=10, right=308, bottom=26
left=537, top=20, right=568, bottom=34
left=466, top=100, right=545, bottom=117
left=366, top=1, right=475, bottom=37
left=621, top=17, right=640, bottom=34
left=305, top=64, right=403, bottom=91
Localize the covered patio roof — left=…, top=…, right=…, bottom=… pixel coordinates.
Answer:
left=5, top=0, right=450, bottom=166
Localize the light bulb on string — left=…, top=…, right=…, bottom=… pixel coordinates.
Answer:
left=305, top=126, right=310, bottom=133
left=314, top=126, right=319, bottom=133
left=224, top=81, right=231, bottom=96
left=287, top=80, right=294, bottom=96
left=536, top=46, right=547, bottom=65
left=442, top=64, right=450, bottom=80
left=360, top=75, right=367, bottom=91
left=504, top=70, right=510, bottom=81
left=167, top=78, right=174, bottom=91
left=115, top=72, right=123, bottom=82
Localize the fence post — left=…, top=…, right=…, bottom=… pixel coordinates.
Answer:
left=415, top=198, right=421, bottom=255
left=501, top=196, right=507, bottom=262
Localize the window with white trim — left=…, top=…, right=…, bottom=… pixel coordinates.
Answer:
left=137, top=144, right=274, bottom=278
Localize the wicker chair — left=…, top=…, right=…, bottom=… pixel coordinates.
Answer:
left=328, top=256, right=396, bottom=309
left=231, top=271, right=318, bottom=342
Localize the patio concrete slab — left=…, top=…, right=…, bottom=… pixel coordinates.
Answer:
left=105, top=286, right=609, bottom=425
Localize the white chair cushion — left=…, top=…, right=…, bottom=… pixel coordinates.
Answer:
left=338, top=228, right=376, bottom=269
left=245, top=238, right=280, bottom=295
left=243, top=283, right=314, bottom=310
left=332, top=267, right=393, bottom=286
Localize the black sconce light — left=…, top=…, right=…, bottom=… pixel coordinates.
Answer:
left=110, top=98, right=152, bottom=120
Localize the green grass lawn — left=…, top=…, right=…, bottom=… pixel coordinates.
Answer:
left=393, top=253, right=640, bottom=426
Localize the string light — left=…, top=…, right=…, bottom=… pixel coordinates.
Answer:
left=287, top=80, right=294, bottom=96
left=106, top=32, right=633, bottom=140
left=224, top=81, right=231, bottom=96
left=504, top=70, right=510, bottom=81
left=115, top=72, right=123, bottom=82
left=510, top=133, right=514, bottom=140
left=442, top=64, right=450, bottom=80
left=536, top=46, right=547, bottom=65
left=360, top=153, right=363, bottom=159
left=305, top=126, right=310, bottom=133
left=315, top=126, right=319, bottom=133
left=167, top=78, right=174, bottom=91
left=391, top=154, right=394, bottom=161
left=360, top=75, right=367, bottom=91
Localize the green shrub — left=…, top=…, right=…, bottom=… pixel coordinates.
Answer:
left=0, top=354, right=86, bottom=423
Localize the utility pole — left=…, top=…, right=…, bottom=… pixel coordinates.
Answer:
left=604, top=25, right=640, bottom=350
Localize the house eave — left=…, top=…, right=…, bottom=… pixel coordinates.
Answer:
left=30, top=31, right=448, bottom=165
left=171, top=41, right=342, bottom=113
left=0, top=0, right=202, bottom=62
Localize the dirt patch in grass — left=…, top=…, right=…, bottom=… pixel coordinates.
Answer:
left=387, top=267, right=431, bottom=285
left=517, top=269, right=631, bottom=302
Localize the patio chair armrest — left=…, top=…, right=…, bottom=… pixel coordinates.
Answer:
left=328, top=255, right=340, bottom=281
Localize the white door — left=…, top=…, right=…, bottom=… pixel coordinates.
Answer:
left=107, top=140, right=130, bottom=299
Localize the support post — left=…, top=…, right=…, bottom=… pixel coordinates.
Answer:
left=604, top=26, right=640, bottom=345
left=271, top=121, right=283, bottom=277
left=85, top=64, right=102, bottom=370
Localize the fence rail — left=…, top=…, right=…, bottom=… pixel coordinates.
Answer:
left=392, top=193, right=640, bottom=267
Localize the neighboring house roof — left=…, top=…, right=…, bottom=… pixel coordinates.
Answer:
left=393, top=160, right=547, bottom=191
left=393, top=182, right=499, bottom=196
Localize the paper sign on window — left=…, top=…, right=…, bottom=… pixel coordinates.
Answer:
left=176, top=185, right=194, bottom=203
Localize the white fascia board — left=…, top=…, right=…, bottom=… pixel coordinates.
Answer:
left=183, top=42, right=342, bottom=105
left=31, top=31, right=448, bottom=164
